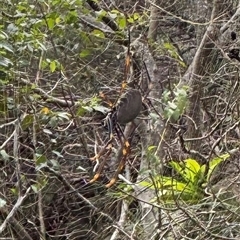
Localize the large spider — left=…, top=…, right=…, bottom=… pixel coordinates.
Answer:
left=90, top=88, right=142, bottom=187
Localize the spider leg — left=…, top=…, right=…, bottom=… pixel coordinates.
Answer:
left=90, top=114, right=114, bottom=183
left=105, top=124, right=131, bottom=188
left=90, top=113, right=113, bottom=161
left=89, top=143, right=113, bottom=183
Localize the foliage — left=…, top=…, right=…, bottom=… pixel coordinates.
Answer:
left=1, top=0, right=240, bottom=239
left=162, top=85, right=189, bottom=120
left=140, top=153, right=230, bottom=202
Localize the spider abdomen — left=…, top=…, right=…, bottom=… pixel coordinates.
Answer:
left=116, top=89, right=142, bottom=124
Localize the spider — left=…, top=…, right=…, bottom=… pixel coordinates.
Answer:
left=89, top=88, right=142, bottom=187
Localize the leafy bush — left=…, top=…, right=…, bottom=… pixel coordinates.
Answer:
left=140, top=154, right=230, bottom=202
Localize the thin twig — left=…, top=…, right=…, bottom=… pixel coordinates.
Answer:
left=14, top=120, right=22, bottom=196
left=110, top=200, right=129, bottom=240
left=0, top=188, right=31, bottom=234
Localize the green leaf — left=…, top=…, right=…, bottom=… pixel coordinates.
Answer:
left=31, top=184, right=38, bottom=193
left=21, top=114, right=34, bottom=130
left=110, top=9, right=120, bottom=14
left=0, top=56, right=13, bottom=67
left=55, top=16, right=61, bottom=24
left=10, top=187, right=18, bottom=195
left=170, top=161, right=183, bottom=175
left=147, top=145, right=157, bottom=152
left=133, top=13, right=140, bottom=20
left=0, top=42, right=14, bottom=53
left=108, top=12, right=118, bottom=19
left=184, top=159, right=201, bottom=183
left=92, top=105, right=110, bottom=114
left=57, top=112, right=71, bottom=120
left=49, top=116, right=58, bottom=127
left=91, top=29, right=105, bottom=38
left=163, top=179, right=192, bottom=193
left=80, top=49, right=91, bottom=58
left=0, top=30, right=9, bottom=39
left=50, top=159, right=60, bottom=170
left=36, top=154, right=47, bottom=166
left=164, top=42, right=174, bottom=50
left=127, top=17, right=134, bottom=23
left=118, top=17, right=126, bottom=29
left=205, top=153, right=230, bottom=181
left=47, top=17, right=55, bottom=30
left=50, top=60, right=56, bottom=72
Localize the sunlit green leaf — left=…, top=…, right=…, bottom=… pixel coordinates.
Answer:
left=148, top=145, right=157, bottom=152
left=204, top=153, right=230, bottom=181
left=55, top=16, right=61, bottom=24
left=110, top=9, right=120, bottom=14
left=47, top=17, right=55, bottom=30
left=91, top=29, right=105, bottom=38
left=118, top=17, right=126, bottom=29
left=127, top=17, right=134, bottom=23
left=133, top=13, right=140, bottom=20
left=50, top=60, right=56, bottom=72
left=184, top=159, right=201, bottom=183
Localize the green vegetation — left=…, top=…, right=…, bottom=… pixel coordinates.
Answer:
left=140, top=154, right=230, bottom=202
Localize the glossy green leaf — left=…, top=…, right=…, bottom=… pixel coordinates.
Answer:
left=184, top=159, right=201, bottom=183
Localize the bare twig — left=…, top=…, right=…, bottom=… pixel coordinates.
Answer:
left=0, top=129, right=15, bottom=150
left=19, top=78, right=74, bottom=107
left=110, top=200, right=129, bottom=240
left=220, top=0, right=240, bottom=33
left=32, top=114, right=46, bottom=240
left=0, top=187, right=31, bottom=234
left=14, top=120, right=22, bottom=196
